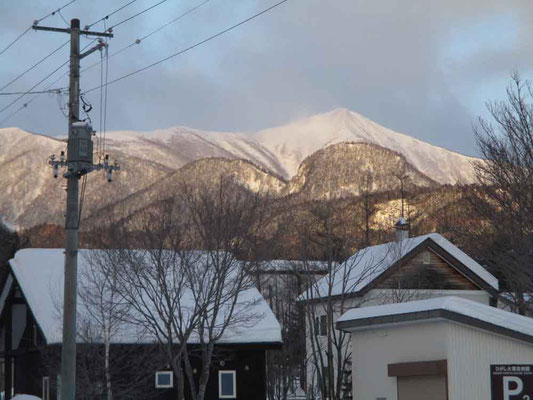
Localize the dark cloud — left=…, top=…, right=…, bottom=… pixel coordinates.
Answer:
left=2, top=0, right=533, bottom=156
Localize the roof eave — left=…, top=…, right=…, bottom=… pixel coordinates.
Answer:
left=337, top=309, right=533, bottom=345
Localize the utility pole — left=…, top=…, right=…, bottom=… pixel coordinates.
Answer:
left=33, top=19, right=117, bottom=400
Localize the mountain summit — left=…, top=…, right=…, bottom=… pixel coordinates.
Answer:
left=255, top=108, right=478, bottom=184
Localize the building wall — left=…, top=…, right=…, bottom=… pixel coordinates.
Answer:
left=350, top=320, right=449, bottom=400
left=447, top=322, right=533, bottom=399
left=305, top=289, right=489, bottom=395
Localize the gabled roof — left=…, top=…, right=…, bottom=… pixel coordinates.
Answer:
left=337, top=296, right=533, bottom=345
left=8, top=248, right=281, bottom=346
left=297, top=233, right=498, bottom=302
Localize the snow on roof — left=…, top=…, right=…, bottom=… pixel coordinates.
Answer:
left=12, top=395, right=42, bottom=400
left=9, top=249, right=281, bottom=345
left=297, top=233, right=498, bottom=302
left=258, top=259, right=327, bottom=273
left=337, top=296, right=533, bottom=341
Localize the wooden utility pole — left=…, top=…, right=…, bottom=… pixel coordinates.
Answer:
left=33, top=18, right=117, bottom=400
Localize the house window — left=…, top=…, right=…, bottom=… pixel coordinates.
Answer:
left=155, top=371, right=173, bottom=389
left=42, top=376, right=50, bottom=400
left=219, top=370, right=236, bottom=398
left=422, top=252, right=431, bottom=264
left=314, top=315, right=327, bottom=336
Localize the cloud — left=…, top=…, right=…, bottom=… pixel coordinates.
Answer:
left=1, top=0, right=533, bottom=157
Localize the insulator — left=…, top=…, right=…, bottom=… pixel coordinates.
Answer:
left=60, top=151, right=65, bottom=162
left=104, top=154, right=109, bottom=168
left=106, top=169, right=112, bottom=183
left=53, top=164, right=59, bottom=179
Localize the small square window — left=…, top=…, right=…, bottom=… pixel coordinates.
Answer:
left=422, top=252, right=431, bottom=264
left=219, top=370, right=236, bottom=398
left=155, top=371, right=173, bottom=389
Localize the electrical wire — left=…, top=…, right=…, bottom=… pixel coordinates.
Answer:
left=35, top=0, right=78, bottom=24
left=0, top=58, right=69, bottom=114
left=78, top=174, right=88, bottom=229
left=103, top=42, right=109, bottom=157
left=107, top=0, right=170, bottom=32
left=86, top=0, right=140, bottom=29
left=0, top=0, right=78, bottom=57
left=0, top=39, right=70, bottom=93
left=0, top=68, right=69, bottom=126
left=84, top=0, right=291, bottom=95
left=81, top=0, right=212, bottom=75
left=0, top=36, right=105, bottom=115
left=0, top=88, right=66, bottom=95
left=57, top=9, right=71, bottom=27
left=98, top=45, right=105, bottom=159
left=0, top=104, right=29, bottom=126
left=0, top=27, right=32, bottom=58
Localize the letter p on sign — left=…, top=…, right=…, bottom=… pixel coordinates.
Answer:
left=504, top=376, right=523, bottom=400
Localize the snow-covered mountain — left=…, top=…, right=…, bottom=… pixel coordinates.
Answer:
left=256, top=108, right=478, bottom=184
left=102, top=108, right=478, bottom=184
left=0, top=108, right=480, bottom=228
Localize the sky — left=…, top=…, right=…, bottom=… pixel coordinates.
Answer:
left=1, top=0, right=533, bottom=157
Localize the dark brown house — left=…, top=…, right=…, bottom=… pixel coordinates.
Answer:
left=0, top=249, right=281, bottom=400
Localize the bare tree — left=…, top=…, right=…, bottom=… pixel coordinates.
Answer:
left=78, top=251, right=162, bottom=400
left=99, top=177, right=272, bottom=400
left=452, top=73, right=533, bottom=314
left=260, top=260, right=311, bottom=400
left=359, top=172, right=377, bottom=247
left=294, top=201, right=382, bottom=400
left=0, top=219, right=23, bottom=280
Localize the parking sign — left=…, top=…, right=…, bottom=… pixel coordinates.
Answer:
left=491, top=365, right=533, bottom=400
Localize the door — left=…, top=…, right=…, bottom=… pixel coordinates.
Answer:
left=397, top=375, right=447, bottom=400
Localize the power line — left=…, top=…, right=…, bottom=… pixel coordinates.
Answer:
left=0, top=69, right=70, bottom=126
left=0, top=58, right=69, bottom=114
left=0, top=88, right=66, bottom=96
left=0, top=0, right=78, bottom=57
left=57, top=10, right=71, bottom=27
left=36, top=0, right=79, bottom=24
left=0, top=104, right=29, bottom=126
left=0, top=34, right=102, bottom=115
left=0, top=39, right=69, bottom=93
left=0, top=27, right=32, bottom=58
left=107, top=0, right=170, bottom=32
left=86, top=0, right=140, bottom=29
left=84, top=0, right=290, bottom=94
left=81, top=0, right=212, bottom=75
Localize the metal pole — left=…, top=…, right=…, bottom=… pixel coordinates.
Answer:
left=60, top=18, right=80, bottom=400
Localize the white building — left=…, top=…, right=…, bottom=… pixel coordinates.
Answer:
left=297, top=224, right=499, bottom=398
left=337, top=296, right=533, bottom=400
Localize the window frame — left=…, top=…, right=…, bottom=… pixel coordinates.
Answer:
left=218, top=370, right=237, bottom=398
left=315, top=315, right=327, bottom=336
left=155, top=371, right=174, bottom=389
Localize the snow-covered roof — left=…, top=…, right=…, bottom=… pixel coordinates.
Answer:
left=258, top=259, right=327, bottom=273
left=337, top=296, right=533, bottom=343
left=8, top=249, right=281, bottom=346
left=297, top=233, right=498, bottom=302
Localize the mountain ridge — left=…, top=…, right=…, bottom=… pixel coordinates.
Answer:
left=0, top=108, right=480, bottom=228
